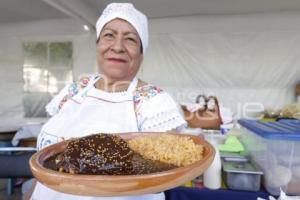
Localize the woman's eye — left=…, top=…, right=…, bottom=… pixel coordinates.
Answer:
left=126, top=37, right=136, bottom=43
left=104, top=33, right=113, bottom=38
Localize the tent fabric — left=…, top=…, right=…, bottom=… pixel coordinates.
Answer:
left=139, top=13, right=300, bottom=116
left=1, top=12, right=300, bottom=128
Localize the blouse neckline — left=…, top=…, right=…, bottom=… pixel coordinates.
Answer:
left=92, top=75, right=138, bottom=94
left=86, top=75, right=138, bottom=102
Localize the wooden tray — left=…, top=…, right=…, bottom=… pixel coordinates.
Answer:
left=30, top=132, right=215, bottom=196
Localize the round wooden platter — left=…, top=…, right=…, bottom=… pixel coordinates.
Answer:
left=30, top=132, right=215, bottom=196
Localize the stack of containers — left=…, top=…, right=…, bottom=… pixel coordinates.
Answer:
left=238, top=119, right=300, bottom=195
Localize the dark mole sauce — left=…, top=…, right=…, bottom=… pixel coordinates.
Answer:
left=44, top=134, right=176, bottom=175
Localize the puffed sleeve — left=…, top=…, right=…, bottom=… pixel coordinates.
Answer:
left=134, top=85, right=187, bottom=132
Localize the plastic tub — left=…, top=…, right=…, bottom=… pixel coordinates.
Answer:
left=223, top=158, right=263, bottom=192
left=238, top=119, right=300, bottom=195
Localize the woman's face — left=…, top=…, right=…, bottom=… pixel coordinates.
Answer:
left=97, top=18, right=143, bottom=81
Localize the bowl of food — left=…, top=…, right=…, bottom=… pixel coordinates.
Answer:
left=30, top=132, right=215, bottom=196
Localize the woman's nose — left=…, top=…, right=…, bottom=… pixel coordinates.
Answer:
left=111, top=37, right=125, bottom=53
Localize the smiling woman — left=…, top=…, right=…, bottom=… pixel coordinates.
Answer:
left=29, top=3, right=186, bottom=200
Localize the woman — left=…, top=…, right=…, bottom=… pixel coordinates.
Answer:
left=29, top=3, right=186, bottom=200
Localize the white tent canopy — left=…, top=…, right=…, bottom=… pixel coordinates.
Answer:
left=1, top=0, right=300, bottom=129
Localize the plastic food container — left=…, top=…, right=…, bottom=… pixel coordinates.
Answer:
left=238, top=119, right=300, bottom=195
left=220, top=151, right=249, bottom=161
left=223, top=158, right=263, bottom=191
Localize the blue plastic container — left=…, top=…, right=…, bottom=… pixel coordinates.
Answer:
left=238, top=119, right=300, bottom=195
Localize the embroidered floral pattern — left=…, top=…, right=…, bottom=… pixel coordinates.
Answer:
left=78, top=75, right=91, bottom=88
left=58, top=95, right=69, bottom=109
left=58, top=76, right=91, bottom=109
left=133, top=85, right=163, bottom=106
left=58, top=82, right=78, bottom=109
left=68, top=82, right=79, bottom=97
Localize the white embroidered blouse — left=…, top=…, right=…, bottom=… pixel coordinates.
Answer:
left=45, top=74, right=186, bottom=133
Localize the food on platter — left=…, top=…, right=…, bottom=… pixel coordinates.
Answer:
left=30, top=132, right=215, bottom=196
left=128, top=134, right=203, bottom=167
left=44, top=133, right=204, bottom=175
left=44, top=133, right=178, bottom=175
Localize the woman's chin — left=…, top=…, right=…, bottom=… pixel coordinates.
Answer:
left=103, top=72, right=128, bottom=81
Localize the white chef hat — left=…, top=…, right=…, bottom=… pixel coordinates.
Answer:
left=96, top=3, right=148, bottom=53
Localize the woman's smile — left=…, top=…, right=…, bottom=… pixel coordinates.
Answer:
left=107, top=57, right=127, bottom=63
